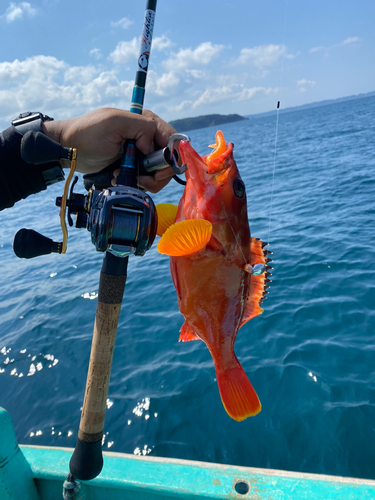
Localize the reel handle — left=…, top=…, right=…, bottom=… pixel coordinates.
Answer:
left=13, top=229, right=62, bottom=258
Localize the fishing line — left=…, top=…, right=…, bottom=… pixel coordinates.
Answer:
left=224, top=207, right=248, bottom=266
left=266, top=0, right=288, bottom=247
left=266, top=102, right=280, bottom=247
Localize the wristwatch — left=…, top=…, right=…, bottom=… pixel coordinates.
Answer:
left=12, top=111, right=54, bottom=135
left=11, top=111, right=64, bottom=186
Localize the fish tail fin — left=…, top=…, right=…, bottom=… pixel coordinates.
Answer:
left=215, top=358, right=261, bottom=421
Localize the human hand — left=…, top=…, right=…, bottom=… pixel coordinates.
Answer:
left=111, top=165, right=175, bottom=193
left=43, top=108, right=177, bottom=192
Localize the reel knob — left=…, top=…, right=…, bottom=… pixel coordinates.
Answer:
left=13, top=229, right=62, bottom=259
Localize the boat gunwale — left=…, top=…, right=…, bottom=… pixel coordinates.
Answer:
left=20, top=444, right=375, bottom=487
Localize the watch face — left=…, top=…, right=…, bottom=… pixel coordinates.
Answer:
left=13, top=112, right=40, bottom=125
left=19, top=112, right=35, bottom=119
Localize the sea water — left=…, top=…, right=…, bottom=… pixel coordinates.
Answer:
left=0, top=95, right=374, bottom=480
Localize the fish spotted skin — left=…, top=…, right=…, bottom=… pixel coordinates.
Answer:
left=158, top=132, right=270, bottom=421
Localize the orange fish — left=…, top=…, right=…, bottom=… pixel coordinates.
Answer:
left=156, top=131, right=272, bottom=421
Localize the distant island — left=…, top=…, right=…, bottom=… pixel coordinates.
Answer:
left=169, top=114, right=248, bottom=132
left=168, top=91, right=374, bottom=132
left=247, top=90, right=375, bottom=119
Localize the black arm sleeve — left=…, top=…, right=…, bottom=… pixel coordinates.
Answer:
left=0, top=126, right=47, bottom=211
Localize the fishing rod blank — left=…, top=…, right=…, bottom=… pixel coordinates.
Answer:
left=116, top=0, right=156, bottom=187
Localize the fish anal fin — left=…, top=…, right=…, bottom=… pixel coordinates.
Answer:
left=155, top=203, right=178, bottom=237
left=240, top=237, right=271, bottom=327
left=179, top=322, right=201, bottom=342
left=215, top=357, right=261, bottom=421
left=157, top=219, right=212, bottom=257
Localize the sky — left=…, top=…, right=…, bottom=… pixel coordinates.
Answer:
left=0, top=0, right=374, bottom=129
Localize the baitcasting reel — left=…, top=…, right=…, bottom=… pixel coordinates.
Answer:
left=13, top=131, right=189, bottom=260
left=57, top=182, right=157, bottom=258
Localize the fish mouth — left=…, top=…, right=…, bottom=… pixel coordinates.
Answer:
left=179, top=140, right=234, bottom=179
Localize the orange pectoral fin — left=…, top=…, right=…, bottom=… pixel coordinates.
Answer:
left=155, top=203, right=178, bottom=237
left=179, top=321, right=201, bottom=342
left=240, top=237, right=272, bottom=327
left=157, top=219, right=212, bottom=257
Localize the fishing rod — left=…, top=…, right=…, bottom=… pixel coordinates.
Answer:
left=66, top=1, right=158, bottom=483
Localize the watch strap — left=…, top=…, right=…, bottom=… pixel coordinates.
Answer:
left=11, top=113, right=64, bottom=187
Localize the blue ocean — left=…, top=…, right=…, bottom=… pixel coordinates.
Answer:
left=1, top=95, right=374, bottom=480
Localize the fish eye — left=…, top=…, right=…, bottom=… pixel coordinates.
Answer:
left=233, top=178, right=245, bottom=199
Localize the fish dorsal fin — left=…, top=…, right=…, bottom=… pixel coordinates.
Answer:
left=157, top=219, right=212, bottom=256
left=155, top=203, right=178, bottom=237
left=179, top=321, right=201, bottom=342
left=240, top=237, right=272, bottom=327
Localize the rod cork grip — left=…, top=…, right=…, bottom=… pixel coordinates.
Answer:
left=70, top=269, right=126, bottom=481
left=78, top=275, right=126, bottom=438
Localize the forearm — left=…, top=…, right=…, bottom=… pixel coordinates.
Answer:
left=42, top=119, right=63, bottom=145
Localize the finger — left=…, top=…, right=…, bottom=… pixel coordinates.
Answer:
left=137, top=174, right=174, bottom=194
left=111, top=168, right=120, bottom=186
left=113, top=165, right=173, bottom=182
left=154, top=166, right=175, bottom=181
left=142, top=110, right=177, bottom=150
left=107, top=110, right=157, bottom=155
left=114, top=161, right=173, bottom=192
left=109, top=109, right=175, bottom=156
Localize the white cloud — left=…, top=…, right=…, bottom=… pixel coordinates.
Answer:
left=0, top=56, right=134, bottom=125
left=192, top=85, right=235, bottom=108
left=309, top=37, right=361, bottom=54
left=0, top=36, right=284, bottom=128
left=64, top=65, right=98, bottom=84
left=1, top=2, right=36, bottom=22
left=109, top=35, right=172, bottom=65
left=339, top=36, right=361, bottom=46
left=147, top=70, right=180, bottom=97
left=0, top=56, right=66, bottom=85
left=235, top=44, right=294, bottom=68
left=111, top=16, right=133, bottom=29
left=168, top=100, right=194, bottom=113
left=109, top=37, right=139, bottom=64
left=309, top=46, right=325, bottom=54
left=186, top=69, right=206, bottom=79
left=236, top=86, right=278, bottom=101
left=153, top=35, right=172, bottom=52
left=296, top=79, right=316, bottom=92
left=163, top=42, right=225, bottom=71
left=189, top=83, right=279, bottom=111
left=89, top=48, right=102, bottom=60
